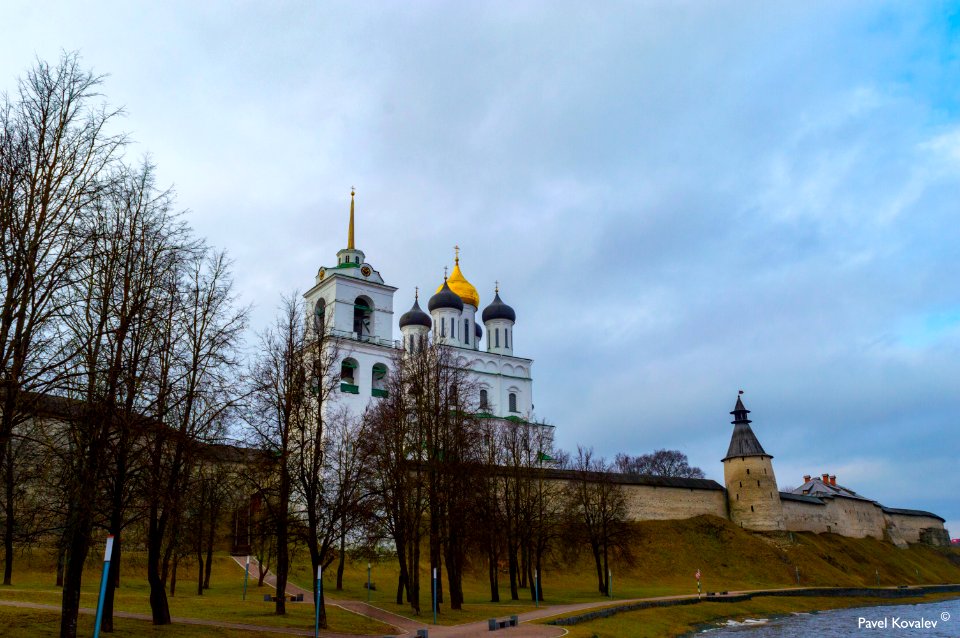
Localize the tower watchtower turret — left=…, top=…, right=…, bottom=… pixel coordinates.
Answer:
left=722, top=394, right=785, bottom=531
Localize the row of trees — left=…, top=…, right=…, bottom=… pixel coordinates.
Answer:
left=0, top=54, right=249, bottom=637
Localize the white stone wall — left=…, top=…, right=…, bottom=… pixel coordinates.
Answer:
left=884, top=513, right=947, bottom=544
left=457, top=351, right=534, bottom=418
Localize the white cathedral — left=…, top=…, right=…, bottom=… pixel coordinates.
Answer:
left=303, top=191, right=547, bottom=439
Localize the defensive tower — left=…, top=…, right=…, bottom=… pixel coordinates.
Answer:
left=722, top=394, right=785, bottom=531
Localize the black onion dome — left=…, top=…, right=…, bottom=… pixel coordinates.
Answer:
left=481, top=291, right=516, bottom=323
left=399, top=298, right=432, bottom=329
left=428, top=281, right=464, bottom=312
left=474, top=322, right=483, bottom=339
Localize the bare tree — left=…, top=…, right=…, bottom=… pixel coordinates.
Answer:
left=143, top=248, right=246, bottom=624
left=0, top=52, right=124, bottom=587
left=290, top=304, right=343, bottom=628
left=615, top=449, right=705, bottom=478
left=58, top=159, right=186, bottom=637
left=364, top=343, right=481, bottom=613
left=246, top=294, right=307, bottom=616
left=293, top=408, right=370, bottom=628
left=363, top=348, right=428, bottom=613
left=565, top=447, right=632, bottom=596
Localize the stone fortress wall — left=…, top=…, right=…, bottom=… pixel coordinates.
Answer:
left=600, top=474, right=950, bottom=547
left=555, top=395, right=952, bottom=548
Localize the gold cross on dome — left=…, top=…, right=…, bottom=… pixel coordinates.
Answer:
left=443, top=266, right=448, bottom=281
left=415, top=286, right=419, bottom=300
left=454, top=245, right=460, bottom=264
left=495, top=280, right=499, bottom=293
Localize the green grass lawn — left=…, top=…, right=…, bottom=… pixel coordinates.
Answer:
left=0, top=606, right=280, bottom=638
left=0, top=550, right=391, bottom=635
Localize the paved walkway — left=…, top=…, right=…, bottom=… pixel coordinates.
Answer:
left=232, top=556, right=423, bottom=635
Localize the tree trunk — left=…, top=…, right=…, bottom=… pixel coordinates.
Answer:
left=56, top=550, right=65, bottom=587
left=100, top=536, right=121, bottom=632
left=488, top=549, right=499, bottom=602
left=196, top=513, right=205, bottom=597
left=59, top=507, right=94, bottom=638
left=313, top=560, right=328, bottom=629
left=203, top=505, right=216, bottom=590
left=409, top=535, right=421, bottom=614
left=169, top=555, right=178, bottom=597
left=258, top=552, right=268, bottom=587
left=508, top=547, right=519, bottom=600
left=336, top=531, right=345, bottom=590
left=147, top=521, right=171, bottom=624
left=592, top=544, right=606, bottom=595
left=396, top=560, right=408, bottom=605
left=275, top=490, right=288, bottom=615
left=3, top=443, right=14, bottom=586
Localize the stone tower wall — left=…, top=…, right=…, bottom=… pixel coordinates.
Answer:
left=723, top=455, right=785, bottom=531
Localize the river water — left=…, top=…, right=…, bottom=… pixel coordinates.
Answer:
left=699, top=597, right=960, bottom=637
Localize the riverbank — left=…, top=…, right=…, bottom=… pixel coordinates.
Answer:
left=548, top=591, right=960, bottom=638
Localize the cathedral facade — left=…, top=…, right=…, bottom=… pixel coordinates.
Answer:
left=302, top=191, right=546, bottom=439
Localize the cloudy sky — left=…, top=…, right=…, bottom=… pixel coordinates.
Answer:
left=4, top=2, right=958, bottom=535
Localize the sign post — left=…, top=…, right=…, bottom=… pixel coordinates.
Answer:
left=243, top=556, right=250, bottom=600
left=432, top=567, right=438, bottom=625
left=92, top=535, right=114, bottom=638
left=534, top=569, right=539, bottom=608
left=608, top=568, right=613, bottom=599
left=695, top=568, right=702, bottom=600
left=367, top=562, right=372, bottom=602
left=314, top=565, right=322, bottom=638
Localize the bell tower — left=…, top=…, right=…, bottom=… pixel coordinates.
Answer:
left=722, top=393, right=785, bottom=531
left=304, top=189, right=396, bottom=344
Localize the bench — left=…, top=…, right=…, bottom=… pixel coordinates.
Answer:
left=262, top=593, right=304, bottom=602
left=487, top=615, right=519, bottom=631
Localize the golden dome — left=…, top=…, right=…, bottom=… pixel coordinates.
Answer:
left=436, top=248, right=480, bottom=308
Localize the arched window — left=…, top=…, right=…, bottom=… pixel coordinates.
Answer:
left=505, top=329, right=510, bottom=349
left=509, top=392, right=517, bottom=413
left=463, top=319, right=470, bottom=345
left=353, top=296, right=373, bottom=340
left=372, top=363, right=388, bottom=398
left=340, top=358, right=359, bottom=394
left=495, top=328, right=500, bottom=348
left=313, top=299, right=326, bottom=333
left=479, top=389, right=488, bottom=410
left=355, top=256, right=360, bottom=264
